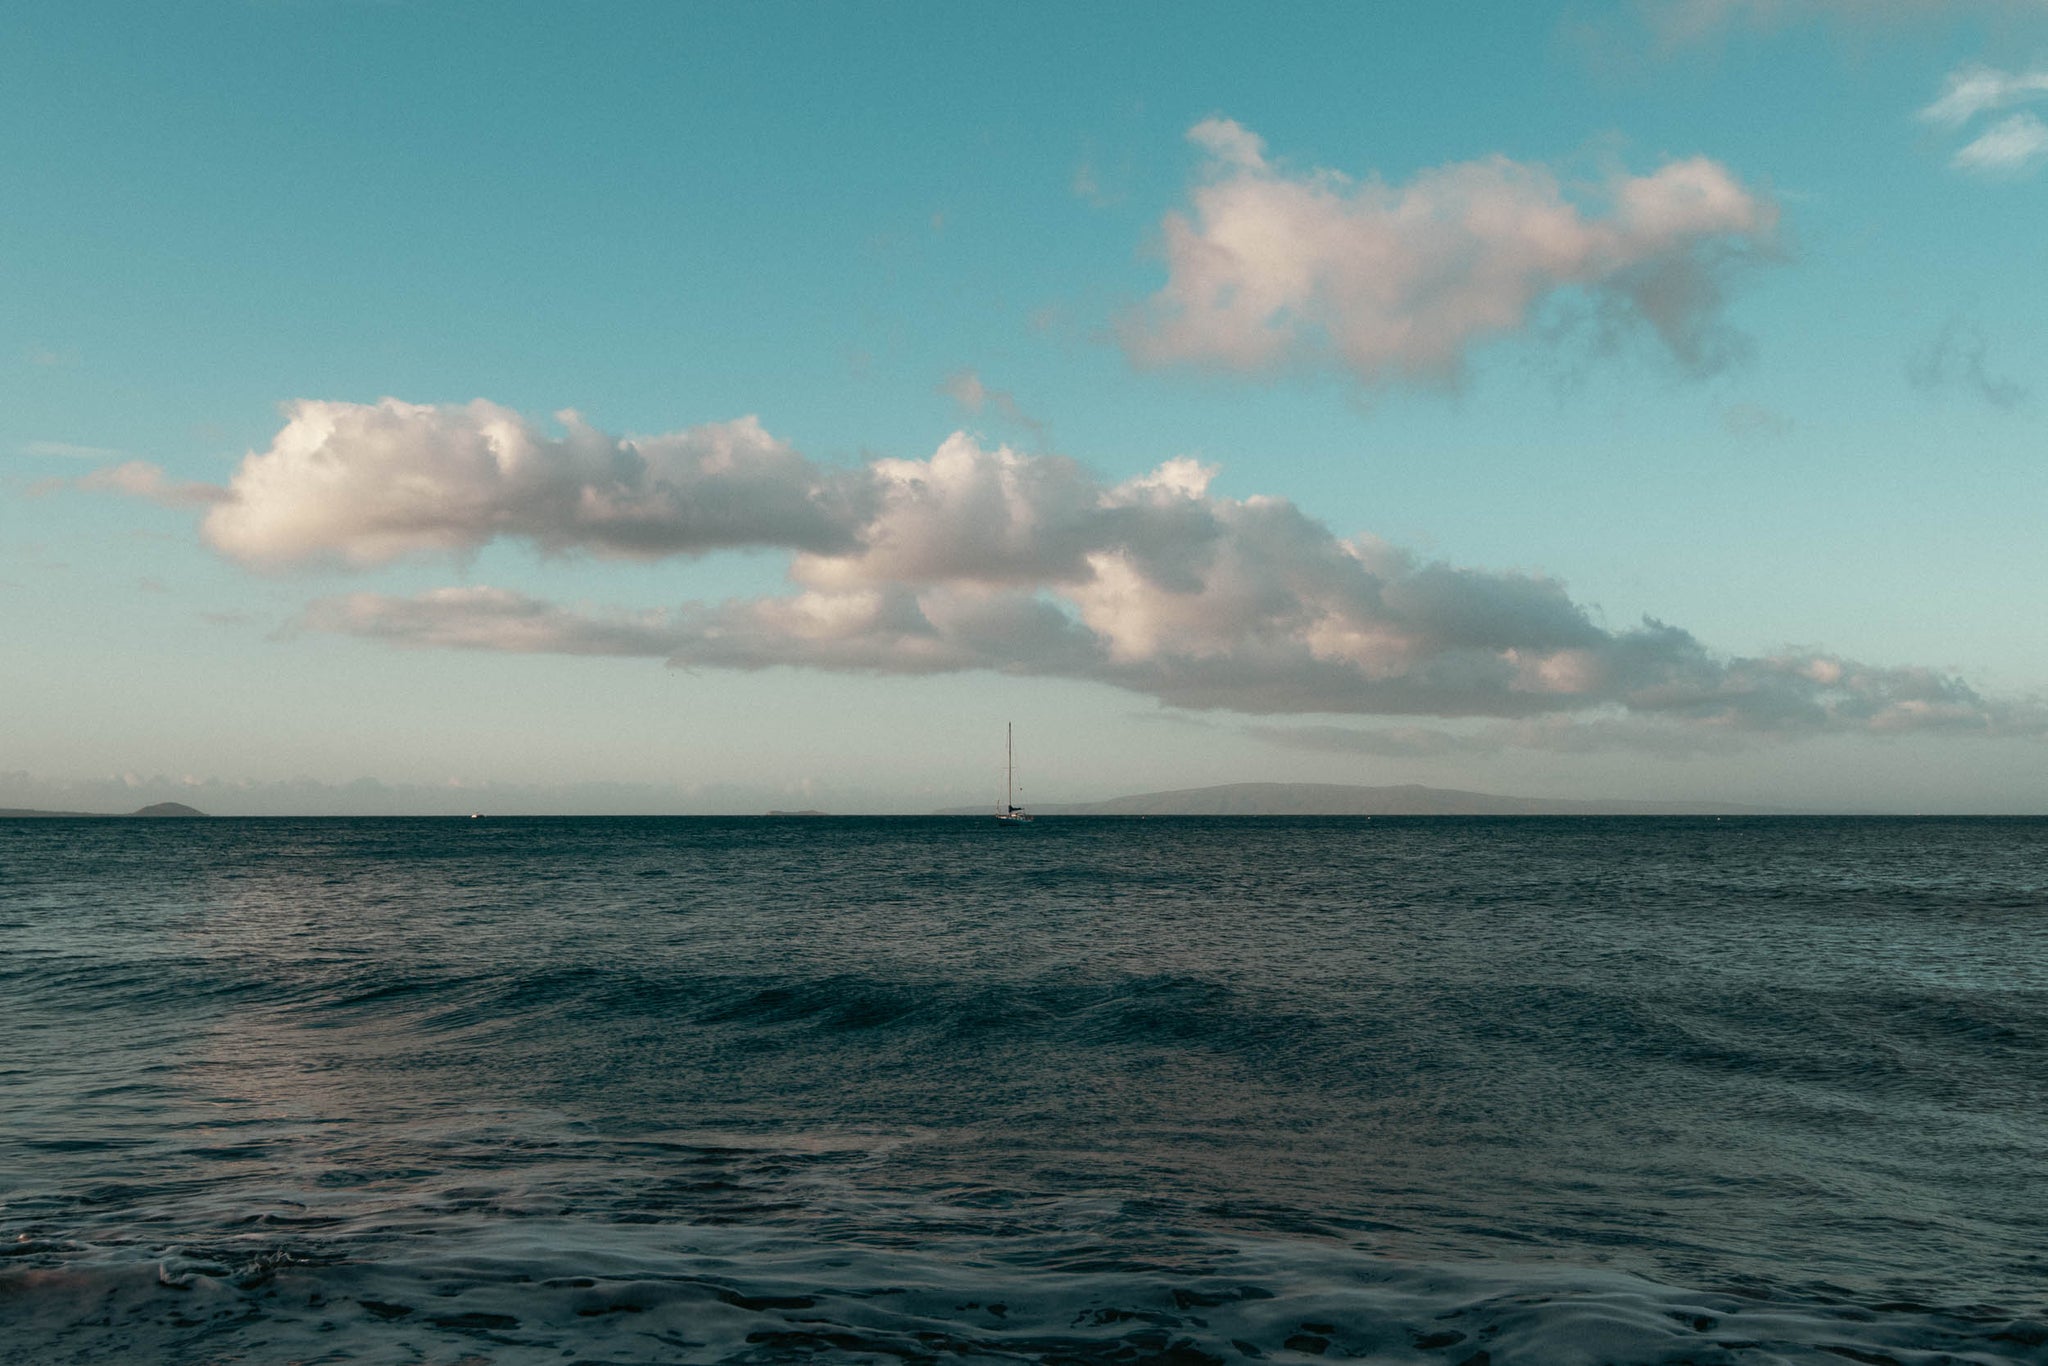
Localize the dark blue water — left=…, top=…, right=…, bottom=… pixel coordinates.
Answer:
left=3, top=816, right=2045, bottom=1363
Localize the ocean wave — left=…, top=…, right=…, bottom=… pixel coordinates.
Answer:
left=3, top=1220, right=2039, bottom=1365
left=10, top=816, right=2048, bottom=1358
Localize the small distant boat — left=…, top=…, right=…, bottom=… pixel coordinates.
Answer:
left=997, top=722, right=1032, bottom=824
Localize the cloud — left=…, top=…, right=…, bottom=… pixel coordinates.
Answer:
left=313, top=579, right=2041, bottom=739
left=197, top=398, right=866, bottom=569
left=1117, top=119, right=1779, bottom=387
left=254, top=400, right=2042, bottom=742
left=937, top=369, right=1045, bottom=440
left=71, top=461, right=231, bottom=508
left=1951, top=110, right=2048, bottom=174
left=20, top=440, right=125, bottom=460
left=1246, top=716, right=1752, bottom=758
left=1920, top=64, right=2048, bottom=128
left=1917, top=65, right=2048, bottom=178
left=1647, top=0, right=2048, bottom=44
left=792, top=434, right=1163, bottom=591
left=1907, top=315, right=2028, bottom=408
left=1249, top=663, right=2048, bottom=753
left=1720, top=402, right=1795, bottom=440
left=300, top=586, right=690, bottom=656
left=1071, top=156, right=1123, bottom=208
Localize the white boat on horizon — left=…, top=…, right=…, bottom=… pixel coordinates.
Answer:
left=997, top=722, right=1032, bottom=824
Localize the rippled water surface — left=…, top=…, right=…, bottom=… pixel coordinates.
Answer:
left=3, top=815, right=2045, bottom=1363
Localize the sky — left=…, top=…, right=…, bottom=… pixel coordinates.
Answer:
left=3, top=0, right=2046, bottom=815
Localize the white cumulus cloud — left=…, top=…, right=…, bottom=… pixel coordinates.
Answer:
left=218, top=397, right=2043, bottom=742
left=85, top=395, right=2039, bottom=743
left=1117, top=119, right=1779, bottom=386
left=199, top=398, right=866, bottom=568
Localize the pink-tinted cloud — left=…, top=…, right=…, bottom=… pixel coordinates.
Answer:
left=308, top=578, right=2038, bottom=739
left=1118, top=119, right=1778, bottom=387
left=80, top=394, right=2025, bottom=744
left=249, top=402, right=2037, bottom=740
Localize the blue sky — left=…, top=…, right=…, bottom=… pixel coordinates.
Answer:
left=4, top=0, right=2045, bottom=813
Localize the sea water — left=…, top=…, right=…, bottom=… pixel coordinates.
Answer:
left=2, top=815, right=2044, bottom=1364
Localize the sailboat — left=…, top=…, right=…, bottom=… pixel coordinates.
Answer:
left=997, top=722, right=1032, bottom=823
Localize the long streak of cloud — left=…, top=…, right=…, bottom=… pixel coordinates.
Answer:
left=301, top=587, right=694, bottom=658
left=129, top=397, right=2037, bottom=744
left=1116, top=119, right=1779, bottom=387
left=63, top=461, right=230, bottom=508
left=21, top=440, right=127, bottom=460
left=310, top=578, right=2032, bottom=737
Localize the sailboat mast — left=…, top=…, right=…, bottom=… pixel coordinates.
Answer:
left=1006, top=722, right=1014, bottom=812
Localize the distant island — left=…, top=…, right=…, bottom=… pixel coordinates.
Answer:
left=0, top=801, right=208, bottom=819
left=939, top=782, right=1778, bottom=817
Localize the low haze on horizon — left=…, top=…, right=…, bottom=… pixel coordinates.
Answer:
left=5, top=1, right=2047, bottom=815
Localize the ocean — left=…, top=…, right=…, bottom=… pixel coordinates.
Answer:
left=2, top=815, right=2044, bottom=1364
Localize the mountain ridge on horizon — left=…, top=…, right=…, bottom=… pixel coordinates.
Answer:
left=0, top=788, right=1797, bottom=818
left=0, top=801, right=208, bottom=819
left=938, top=781, right=1787, bottom=817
